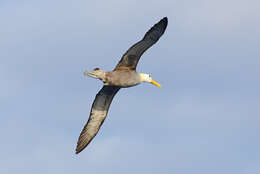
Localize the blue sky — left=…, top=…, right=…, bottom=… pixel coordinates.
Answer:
left=1, top=0, right=260, bottom=173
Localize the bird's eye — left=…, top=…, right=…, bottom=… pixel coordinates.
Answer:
left=149, top=75, right=151, bottom=78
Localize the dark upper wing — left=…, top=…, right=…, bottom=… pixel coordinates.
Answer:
left=114, top=17, right=168, bottom=71
left=76, top=86, right=120, bottom=154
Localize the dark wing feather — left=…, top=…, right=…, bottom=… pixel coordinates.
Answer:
left=114, top=17, right=168, bottom=71
left=76, top=86, right=120, bottom=154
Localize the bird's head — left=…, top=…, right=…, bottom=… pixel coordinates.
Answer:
left=139, top=73, right=161, bottom=88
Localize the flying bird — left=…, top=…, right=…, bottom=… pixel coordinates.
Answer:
left=76, top=17, right=168, bottom=154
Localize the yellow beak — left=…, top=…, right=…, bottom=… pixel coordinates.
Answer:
left=151, top=79, right=161, bottom=88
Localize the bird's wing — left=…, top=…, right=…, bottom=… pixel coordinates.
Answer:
left=114, top=17, right=168, bottom=71
left=76, top=86, right=120, bottom=154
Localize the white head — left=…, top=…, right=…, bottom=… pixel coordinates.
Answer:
left=139, top=73, right=161, bottom=88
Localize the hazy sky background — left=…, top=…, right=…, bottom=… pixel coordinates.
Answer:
left=1, top=0, right=260, bottom=173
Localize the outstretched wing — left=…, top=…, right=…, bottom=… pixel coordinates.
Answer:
left=76, top=86, right=120, bottom=154
left=114, top=17, right=168, bottom=71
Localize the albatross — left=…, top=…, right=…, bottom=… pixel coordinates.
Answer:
left=76, top=17, right=168, bottom=154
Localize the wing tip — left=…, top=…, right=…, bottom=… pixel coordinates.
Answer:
left=160, top=17, right=168, bottom=30
left=75, top=148, right=81, bottom=154
left=75, top=143, right=85, bottom=154
left=75, top=134, right=91, bottom=155
left=162, top=17, right=168, bottom=22
left=75, top=144, right=81, bottom=154
left=75, top=132, right=88, bottom=155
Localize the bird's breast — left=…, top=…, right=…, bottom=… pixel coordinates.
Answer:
left=105, top=71, right=141, bottom=87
